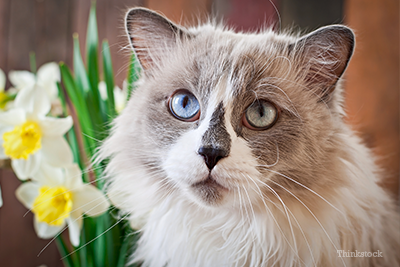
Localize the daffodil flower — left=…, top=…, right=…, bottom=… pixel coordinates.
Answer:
left=0, top=68, right=17, bottom=111
left=9, top=62, right=60, bottom=102
left=0, top=85, right=73, bottom=179
left=98, top=81, right=127, bottom=114
left=16, top=163, right=110, bottom=246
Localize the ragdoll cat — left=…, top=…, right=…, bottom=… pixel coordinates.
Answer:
left=100, top=7, right=400, bottom=267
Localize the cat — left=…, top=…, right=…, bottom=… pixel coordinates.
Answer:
left=100, top=7, right=400, bottom=267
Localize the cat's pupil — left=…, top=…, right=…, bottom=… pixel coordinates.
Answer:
left=182, top=96, right=189, bottom=108
left=258, top=105, right=264, bottom=117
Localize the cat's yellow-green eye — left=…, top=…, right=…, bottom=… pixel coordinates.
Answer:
left=242, top=100, right=278, bottom=130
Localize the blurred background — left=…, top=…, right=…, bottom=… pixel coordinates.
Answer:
left=0, top=0, right=398, bottom=266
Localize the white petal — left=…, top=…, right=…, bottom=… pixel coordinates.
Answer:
left=0, top=108, right=26, bottom=126
left=34, top=219, right=65, bottom=239
left=74, top=185, right=109, bottom=217
left=65, top=164, right=83, bottom=190
left=39, top=116, right=73, bottom=137
left=0, top=69, right=5, bottom=92
left=41, top=136, right=73, bottom=167
left=6, top=87, right=18, bottom=95
left=46, top=83, right=59, bottom=102
left=37, top=62, right=60, bottom=101
left=8, top=70, right=35, bottom=90
left=37, top=62, right=60, bottom=84
left=98, top=81, right=107, bottom=100
left=15, top=84, right=51, bottom=117
left=107, top=189, right=130, bottom=210
left=67, top=210, right=83, bottom=247
left=11, top=152, right=42, bottom=180
left=114, top=87, right=127, bottom=113
left=15, top=182, right=40, bottom=209
left=33, top=163, right=64, bottom=186
left=4, top=100, right=15, bottom=110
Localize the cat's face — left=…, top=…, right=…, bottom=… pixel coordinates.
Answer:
left=104, top=8, right=354, bottom=211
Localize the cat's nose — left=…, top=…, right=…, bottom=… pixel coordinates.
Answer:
left=198, top=147, right=228, bottom=171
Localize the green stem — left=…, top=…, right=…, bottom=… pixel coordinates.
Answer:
left=116, top=233, right=132, bottom=267
left=29, top=51, right=37, bottom=74
left=56, top=236, right=77, bottom=267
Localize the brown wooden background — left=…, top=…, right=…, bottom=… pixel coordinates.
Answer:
left=0, top=0, right=398, bottom=266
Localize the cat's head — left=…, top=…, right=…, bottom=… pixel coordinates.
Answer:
left=102, top=8, right=354, bottom=212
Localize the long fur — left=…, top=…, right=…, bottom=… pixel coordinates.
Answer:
left=99, top=8, right=400, bottom=267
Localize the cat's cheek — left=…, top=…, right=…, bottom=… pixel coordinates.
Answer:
left=212, top=138, right=262, bottom=206
left=162, top=129, right=209, bottom=185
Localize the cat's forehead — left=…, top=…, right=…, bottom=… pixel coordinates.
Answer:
left=190, top=28, right=291, bottom=68
left=179, top=30, right=298, bottom=111
left=144, top=27, right=304, bottom=126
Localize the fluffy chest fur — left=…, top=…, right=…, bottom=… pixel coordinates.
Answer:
left=100, top=8, right=400, bottom=267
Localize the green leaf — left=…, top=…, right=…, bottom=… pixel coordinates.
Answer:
left=56, top=82, right=68, bottom=116
left=102, top=40, right=116, bottom=119
left=116, top=233, right=133, bottom=267
left=86, top=1, right=100, bottom=92
left=59, top=63, right=96, bottom=157
left=56, top=236, right=76, bottom=267
left=79, top=217, right=93, bottom=267
left=117, top=227, right=140, bottom=267
left=126, top=52, right=141, bottom=102
left=57, top=80, right=90, bottom=182
left=94, top=216, right=106, bottom=267
left=104, top=214, right=117, bottom=266
left=86, top=1, right=106, bottom=126
left=73, top=33, right=104, bottom=142
left=73, top=34, right=90, bottom=95
left=93, top=213, right=119, bottom=267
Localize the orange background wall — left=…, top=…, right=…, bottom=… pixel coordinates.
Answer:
left=345, top=0, right=399, bottom=197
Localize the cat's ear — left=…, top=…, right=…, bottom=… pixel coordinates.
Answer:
left=290, top=25, right=355, bottom=99
left=125, top=8, right=191, bottom=71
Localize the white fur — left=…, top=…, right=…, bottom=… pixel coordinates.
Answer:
left=101, top=12, right=400, bottom=266
left=103, top=72, right=399, bottom=267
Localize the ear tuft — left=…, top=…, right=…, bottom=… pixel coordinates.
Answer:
left=125, top=8, right=190, bottom=71
left=290, top=25, right=355, bottom=98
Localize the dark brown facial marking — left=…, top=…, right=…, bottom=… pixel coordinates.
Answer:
left=199, top=102, right=231, bottom=164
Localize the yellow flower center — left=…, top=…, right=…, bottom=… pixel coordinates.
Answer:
left=2, top=121, right=42, bottom=160
left=32, top=186, right=73, bottom=226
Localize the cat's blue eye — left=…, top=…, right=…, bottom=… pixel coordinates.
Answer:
left=169, top=90, right=200, bottom=121
left=243, top=100, right=278, bottom=130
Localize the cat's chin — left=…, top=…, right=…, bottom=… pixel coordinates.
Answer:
left=189, top=174, right=229, bottom=207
